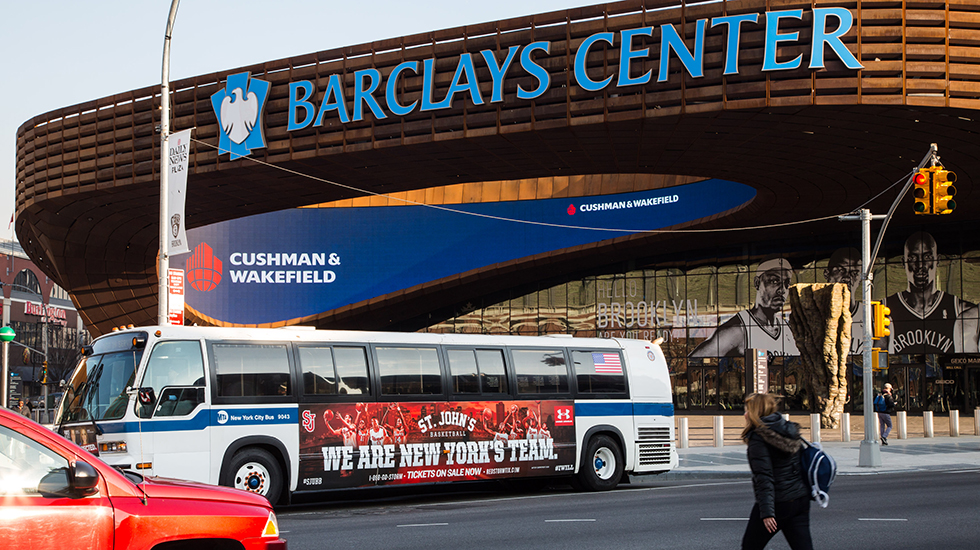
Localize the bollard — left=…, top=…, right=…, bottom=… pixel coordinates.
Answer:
left=782, top=413, right=789, bottom=422
left=713, top=415, right=724, bottom=448
left=897, top=411, right=907, bottom=440
left=810, top=413, right=821, bottom=443
left=841, top=413, right=851, bottom=442
left=679, top=417, right=689, bottom=449
left=975, top=408, right=980, bottom=437
left=923, top=411, right=934, bottom=438
left=950, top=410, right=960, bottom=437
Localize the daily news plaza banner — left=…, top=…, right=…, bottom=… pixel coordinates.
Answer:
left=298, top=400, right=575, bottom=489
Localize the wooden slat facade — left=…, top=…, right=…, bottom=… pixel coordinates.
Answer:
left=15, top=0, right=980, bottom=336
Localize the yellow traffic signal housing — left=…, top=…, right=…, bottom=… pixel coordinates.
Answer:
left=913, top=168, right=931, bottom=214
left=872, top=301, right=891, bottom=339
left=933, top=169, right=957, bottom=214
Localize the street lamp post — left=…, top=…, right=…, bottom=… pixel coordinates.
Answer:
left=158, top=0, right=182, bottom=325
left=1, top=326, right=15, bottom=409
left=2, top=282, right=50, bottom=419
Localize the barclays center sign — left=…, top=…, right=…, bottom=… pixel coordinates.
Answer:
left=212, top=7, right=862, bottom=158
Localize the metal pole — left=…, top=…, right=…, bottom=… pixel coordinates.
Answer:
left=41, top=300, right=48, bottom=422
left=1, top=341, right=8, bottom=409
left=158, top=0, right=181, bottom=325
left=857, top=208, right=882, bottom=467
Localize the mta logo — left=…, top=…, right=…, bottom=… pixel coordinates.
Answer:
left=187, top=242, right=223, bottom=292
left=210, top=72, right=270, bottom=160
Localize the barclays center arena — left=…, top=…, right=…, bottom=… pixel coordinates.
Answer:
left=15, top=0, right=980, bottom=413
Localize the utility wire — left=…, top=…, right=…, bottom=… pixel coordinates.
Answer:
left=190, top=137, right=848, bottom=234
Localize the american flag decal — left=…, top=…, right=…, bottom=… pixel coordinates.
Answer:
left=592, top=352, right=622, bottom=374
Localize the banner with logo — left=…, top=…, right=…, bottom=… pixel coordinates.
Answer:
left=168, top=269, right=184, bottom=326
left=296, top=399, right=575, bottom=490
left=167, top=128, right=192, bottom=256
left=174, top=179, right=755, bottom=325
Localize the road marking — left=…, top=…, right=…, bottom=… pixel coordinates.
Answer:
left=546, top=519, right=596, bottom=523
left=700, top=518, right=748, bottom=521
left=858, top=518, right=908, bottom=522
left=397, top=523, right=449, bottom=528
left=940, top=469, right=980, bottom=474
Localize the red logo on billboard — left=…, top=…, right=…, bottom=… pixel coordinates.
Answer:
left=554, top=406, right=574, bottom=426
left=567, top=204, right=576, bottom=215
left=302, top=410, right=316, bottom=433
left=187, top=242, right=223, bottom=291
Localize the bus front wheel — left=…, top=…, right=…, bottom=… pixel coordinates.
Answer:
left=227, top=447, right=283, bottom=504
left=576, top=435, right=623, bottom=491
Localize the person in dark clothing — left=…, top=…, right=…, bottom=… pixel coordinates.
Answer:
left=741, top=392, right=813, bottom=550
left=878, top=383, right=898, bottom=445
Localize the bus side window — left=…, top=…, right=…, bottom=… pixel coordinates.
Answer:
left=476, top=349, right=508, bottom=394
left=334, top=347, right=370, bottom=395
left=376, top=347, right=442, bottom=395
left=138, top=341, right=205, bottom=418
left=572, top=350, right=627, bottom=396
left=511, top=349, right=568, bottom=394
left=448, top=349, right=509, bottom=395
left=213, top=344, right=291, bottom=398
left=299, top=347, right=337, bottom=395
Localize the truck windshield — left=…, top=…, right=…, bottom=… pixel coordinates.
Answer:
left=56, top=334, right=146, bottom=423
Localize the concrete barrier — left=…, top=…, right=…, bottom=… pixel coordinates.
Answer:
left=841, top=413, right=850, bottom=442
left=897, top=411, right=908, bottom=440
left=923, top=410, right=934, bottom=438
left=950, top=410, right=960, bottom=437
left=713, top=416, right=724, bottom=448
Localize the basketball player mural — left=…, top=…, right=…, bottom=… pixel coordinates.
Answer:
left=823, top=247, right=864, bottom=355
left=886, top=231, right=975, bottom=354
left=690, top=258, right=800, bottom=358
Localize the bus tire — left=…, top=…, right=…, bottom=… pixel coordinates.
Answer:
left=226, top=447, right=283, bottom=504
left=576, top=435, right=623, bottom=492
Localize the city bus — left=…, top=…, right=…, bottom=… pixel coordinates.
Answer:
left=54, top=325, right=677, bottom=504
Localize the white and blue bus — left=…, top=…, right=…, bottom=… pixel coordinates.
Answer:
left=54, top=325, right=677, bottom=503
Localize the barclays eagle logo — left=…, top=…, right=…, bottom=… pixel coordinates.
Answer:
left=210, top=72, right=270, bottom=160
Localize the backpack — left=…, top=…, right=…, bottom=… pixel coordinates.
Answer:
left=874, top=394, right=886, bottom=413
left=799, top=438, right=837, bottom=508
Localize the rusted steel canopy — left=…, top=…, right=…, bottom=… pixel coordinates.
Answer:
left=15, top=0, right=980, bottom=336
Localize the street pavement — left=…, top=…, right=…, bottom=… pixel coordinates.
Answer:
left=655, top=413, right=980, bottom=479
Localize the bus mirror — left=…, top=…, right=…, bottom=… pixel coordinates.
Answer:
left=138, top=388, right=156, bottom=406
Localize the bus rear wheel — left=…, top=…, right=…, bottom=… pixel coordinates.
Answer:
left=227, top=447, right=283, bottom=504
left=576, top=435, right=623, bottom=491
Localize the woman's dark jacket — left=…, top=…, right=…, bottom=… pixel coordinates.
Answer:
left=882, top=393, right=897, bottom=415
left=746, top=413, right=809, bottom=518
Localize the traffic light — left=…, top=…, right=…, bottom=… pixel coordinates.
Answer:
left=933, top=168, right=957, bottom=214
left=913, top=168, right=931, bottom=214
left=41, top=360, right=48, bottom=384
left=872, top=301, right=891, bottom=339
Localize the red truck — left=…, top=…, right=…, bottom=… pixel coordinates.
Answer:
left=0, top=406, right=286, bottom=549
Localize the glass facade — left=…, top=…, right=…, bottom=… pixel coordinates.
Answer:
left=424, top=229, right=980, bottom=413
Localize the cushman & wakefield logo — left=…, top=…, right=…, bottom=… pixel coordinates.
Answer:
left=187, top=242, right=223, bottom=292
left=210, top=72, right=271, bottom=160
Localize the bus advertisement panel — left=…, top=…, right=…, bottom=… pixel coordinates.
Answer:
left=298, top=400, right=575, bottom=489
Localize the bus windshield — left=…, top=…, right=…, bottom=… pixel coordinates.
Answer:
left=57, top=334, right=146, bottom=423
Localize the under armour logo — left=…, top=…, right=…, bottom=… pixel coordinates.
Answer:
left=554, top=406, right=574, bottom=426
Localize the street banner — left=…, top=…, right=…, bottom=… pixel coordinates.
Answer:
left=297, top=399, right=575, bottom=490
left=168, top=268, right=184, bottom=326
left=167, top=128, right=192, bottom=256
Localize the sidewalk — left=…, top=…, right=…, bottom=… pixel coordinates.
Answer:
left=657, top=413, right=980, bottom=479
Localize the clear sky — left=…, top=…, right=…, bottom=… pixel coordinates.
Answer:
left=0, top=0, right=592, bottom=244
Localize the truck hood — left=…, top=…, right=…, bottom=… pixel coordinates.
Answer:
left=138, top=475, right=271, bottom=506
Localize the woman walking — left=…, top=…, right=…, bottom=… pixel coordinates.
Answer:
left=741, top=393, right=813, bottom=550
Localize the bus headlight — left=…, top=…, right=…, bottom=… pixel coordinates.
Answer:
left=99, top=441, right=128, bottom=454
